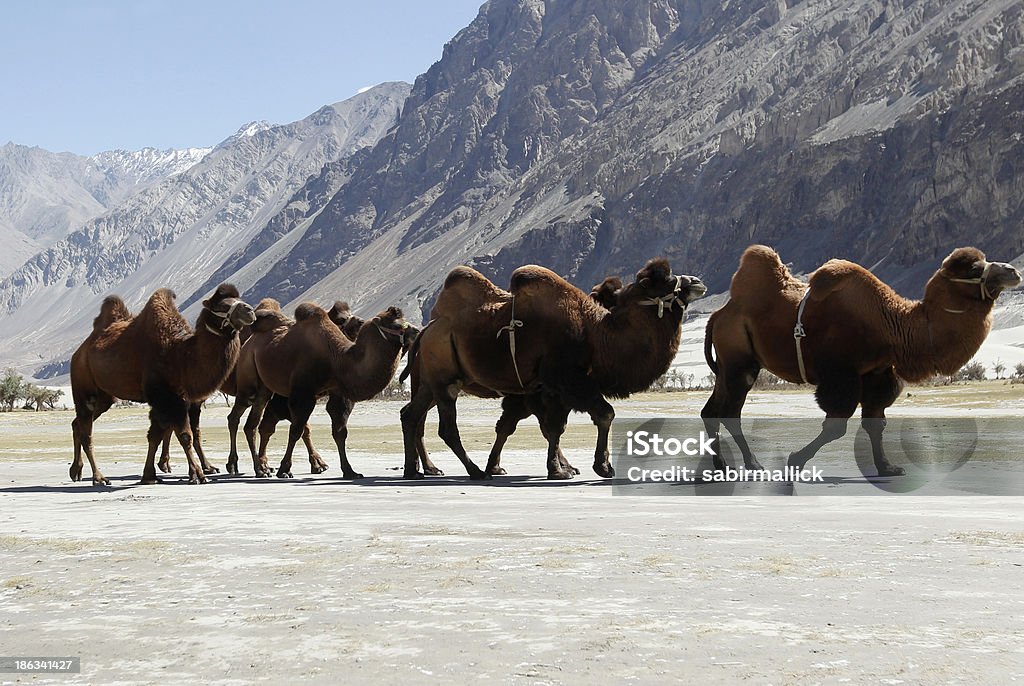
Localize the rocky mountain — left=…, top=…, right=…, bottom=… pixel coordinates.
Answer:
left=3, top=0, right=1023, bottom=380
left=232, top=0, right=1023, bottom=327
left=0, top=82, right=410, bottom=375
left=0, top=143, right=209, bottom=277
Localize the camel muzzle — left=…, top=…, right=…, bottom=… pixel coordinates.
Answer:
left=680, top=275, right=707, bottom=302
left=227, top=301, right=257, bottom=329
left=988, top=262, right=1022, bottom=290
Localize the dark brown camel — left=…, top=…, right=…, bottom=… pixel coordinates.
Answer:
left=224, top=300, right=368, bottom=476
left=69, top=284, right=255, bottom=485
left=155, top=299, right=367, bottom=477
left=703, top=245, right=1021, bottom=476
left=404, top=275, right=625, bottom=478
left=400, top=259, right=705, bottom=480
left=231, top=304, right=416, bottom=478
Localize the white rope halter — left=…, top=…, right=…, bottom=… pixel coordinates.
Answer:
left=639, top=275, right=691, bottom=318
left=497, top=295, right=525, bottom=388
left=793, top=288, right=810, bottom=384
left=942, top=263, right=994, bottom=310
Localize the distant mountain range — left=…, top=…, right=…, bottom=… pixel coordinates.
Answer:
left=1, top=0, right=1022, bottom=381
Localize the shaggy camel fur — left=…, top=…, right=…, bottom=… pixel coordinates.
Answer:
left=231, top=304, right=416, bottom=478
left=703, top=245, right=1021, bottom=475
left=70, top=284, right=255, bottom=485
left=224, top=300, right=368, bottom=476
left=405, top=275, right=627, bottom=478
left=400, top=260, right=705, bottom=480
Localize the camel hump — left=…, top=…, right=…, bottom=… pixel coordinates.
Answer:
left=730, top=245, right=799, bottom=300
left=255, top=297, right=282, bottom=311
left=252, top=307, right=292, bottom=333
left=510, top=265, right=592, bottom=320
left=294, top=302, right=328, bottom=322
left=434, top=266, right=507, bottom=318
left=808, top=259, right=884, bottom=302
left=133, top=287, right=190, bottom=342
left=93, top=295, right=132, bottom=333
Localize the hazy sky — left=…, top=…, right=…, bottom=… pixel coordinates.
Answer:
left=0, top=0, right=483, bottom=155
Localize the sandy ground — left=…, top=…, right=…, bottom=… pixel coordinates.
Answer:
left=1, top=387, right=1022, bottom=684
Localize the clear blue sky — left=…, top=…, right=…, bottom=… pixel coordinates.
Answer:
left=0, top=0, right=483, bottom=155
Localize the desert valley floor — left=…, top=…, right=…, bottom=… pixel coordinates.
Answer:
left=1, top=384, right=1022, bottom=684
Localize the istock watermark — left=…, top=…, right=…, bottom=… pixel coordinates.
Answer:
left=612, top=417, right=1024, bottom=496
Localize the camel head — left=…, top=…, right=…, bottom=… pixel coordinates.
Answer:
left=328, top=300, right=366, bottom=340
left=930, top=247, right=1022, bottom=307
left=619, top=258, right=707, bottom=318
left=368, top=306, right=419, bottom=353
left=589, top=276, right=623, bottom=309
left=255, top=297, right=282, bottom=312
left=202, top=283, right=256, bottom=335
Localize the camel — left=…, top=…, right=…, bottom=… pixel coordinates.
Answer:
left=220, top=299, right=367, bottom=476
left=404, top=275, right=626, bottom=478
left=400, top=259, right=706, bottom=480
left=69, top=284, right=255, bottom=485
left=703, top=245, right=1021, bottom=476
left=231, top=303, right=417, bottom=479
left=152, top=299, right=368, bottom=477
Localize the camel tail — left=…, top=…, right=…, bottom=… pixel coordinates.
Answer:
left=93, top=295, right=131, bottom=333
left=398, top=324, right=426, bottom=383
left=704, top=312, right=719, bottom=375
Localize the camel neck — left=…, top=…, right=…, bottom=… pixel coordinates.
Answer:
left=587, top=303, right=683, bottom=398
left=897, top=298, right=992, bottom=382
left=334, top=326, right=403, bottom=401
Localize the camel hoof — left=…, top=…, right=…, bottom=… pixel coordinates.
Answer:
left=787, top=453, right=809, bottom=471
left=311, top=463, right=329, bottom=474
left=745, top=458, right=765, bottom=471
left=93, top=477, right=111, bottom=487
left=568, top=465, right=581, bottom=475
left=188, top=474, right=208, bottom=485
left=469, top=471, right=492, bottom=481
left=547, top=470, right=574, bottom=480
left=158, top=461, right=172, bottom=474
left=877, top=465, right=906, bottom=477
left=403, top=470, right=425, bottom=480
left=225, top=461, right=238, bottom=475
left=486, top=466, right=507, bottom=476
left=203, top=465, right=220, bottom=475
left=593, top=462, right=615, bottom=478
left=342, top=471, right=363, bottom=480
left=277, top=471, right=294, bottom=479
left=424, top=466, right=445, bottom=476
left=69, top=466, right=82, bottom=482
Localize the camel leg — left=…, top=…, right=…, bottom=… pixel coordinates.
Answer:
left=701, top=362, right=763, bottom=471
left=277, top=393, right=316, bottom=479
left=587, top=396, right=615, bottom=478
left=486, top=395, right=534, bottom=476
left=788, top=369, right=861, bottom=471
left=400, top=385, right=436, bottom=479
left=860, top=368, right=905, bottom=477
left=158, top=432, right=173, bottom=473
left=538, top=397, right=573, bottom=480
left=226, top=394, right=255, bottom=475
left=242, top=389, right=273, bottom=477
left=188, top=402, right=218, bottom=475
left=265, top=394, right=327, bottom=474
left=416, top=411, right=444, bottom=476
left=435, top=394, right=489, bottom=480
left=71, top=393, right=113, bottom=486
left=326, top=394, right=362, bottom=479
left=141, top=416, right=166, bottom=485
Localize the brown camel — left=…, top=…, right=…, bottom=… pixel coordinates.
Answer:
left=231, top=303, right=417, bottom=478
left=155, top=299, right=368, bottom=477
left=703, top=245, right=1021, bottom=475
left=223, top=300, right=368, bottom=476
left=405, top=275, right=626, bottom=478
left=69, top=284, right=255, bottom=485
left=400, top=259, right=706, bottom=480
